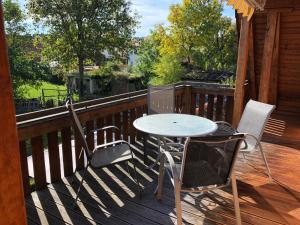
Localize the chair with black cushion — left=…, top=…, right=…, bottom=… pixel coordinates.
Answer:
left=216, top=99, right=275, bottom=179
left=156, top=133, right=245, bottom=225
left=66, top=97, right=142, bottom=206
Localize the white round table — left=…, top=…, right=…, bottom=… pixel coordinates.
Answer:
left=133, top=113, right=217, bottom=138
left=133, top=113, right=217, bottom=169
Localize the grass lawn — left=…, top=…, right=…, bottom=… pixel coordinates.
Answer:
left=19, top=81, right=67, bottom=99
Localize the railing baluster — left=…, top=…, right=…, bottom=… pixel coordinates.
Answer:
left=19, top=141, right=30, bottom=196
left=31, top=136, right=46, bottom=190
left=216, top=95, right=224, bottom=121
left=47, top=131, right=61, bottom=183
left=198, top=94, right=205, bottom=117
left=225, top=96, right=234, bottom=124
left=207, top=95, right=215, bottom=120
left=86, top=120, right=94, bottom=150
left=191, top=93, right=196, bottom=115
left=106, top=115, right=113, bottom=143
left=122, top=110, right=129, bottom=141
left=130, top=108, right=137, bottom=144
left=96, top=118, right=104, bottom=145
left=61, top=127, right=73, bottom=176
left=74, top=127, right=84, bottom=171
left=114, top=112, right=121, bottom=140
left=135, top=106, right=143, bottom=140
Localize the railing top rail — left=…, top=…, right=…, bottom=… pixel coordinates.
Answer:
left=16, top=81, right=235, bottom=135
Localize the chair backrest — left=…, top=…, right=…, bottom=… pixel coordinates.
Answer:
left=180, top=133, right=245, bottom=188
left=147, top=84, right=175, bottom=114
left=65, top=97, right=93, bottom=158
left=237, top=100, right=275, bottom=148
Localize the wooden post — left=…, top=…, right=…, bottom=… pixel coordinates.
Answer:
left=183, top=85, right=192, bottom=114
left=233, top=17, right=251, bottom=127
left=0, top=3, right=28, bottom=224
left=248, top=20, right=257, bottom=100
left=258, top=12, right=279, bottom=103
left=269, top=13, right=280, bottom=105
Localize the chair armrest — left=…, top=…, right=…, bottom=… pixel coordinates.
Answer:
left=163, top=151, right=180, bottom=185
left=93, top=140, right=131, bottom=152
left=86, top=125, right=120, bottom=136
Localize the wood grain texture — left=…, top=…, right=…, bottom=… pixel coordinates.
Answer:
left=19, top=141, right=30, bottom=196
left=31, top=136, right=46, bottom=190
left=47, top=131, right=61, bottom=183
left=233, top=17, right=250, bottom=127
left=25, top=139, right=300, bottom=225
left=269, top=13, right=280, bottom=105
left=96, top=118, right=104, bottom=145
left=122, top=110, right=129, bottom=142
left=61, top=127, right=73, bottom=176
left=259, top=12, right=279, bottom=103
left=0, top=4, right=28, bottom=225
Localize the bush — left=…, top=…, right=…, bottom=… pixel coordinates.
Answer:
left=151, top=54, right=184, bottom=85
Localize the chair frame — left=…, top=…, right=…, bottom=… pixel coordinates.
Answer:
left=216, top=100, right=274, bottom=180
left=155, top=136, right=245, bottom=225
left=143, top=84, right=177, bottom=166
left=66, top=97, right=142, bottom=207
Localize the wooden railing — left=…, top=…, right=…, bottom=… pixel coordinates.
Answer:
left=17, top=82, right=234, bottom=196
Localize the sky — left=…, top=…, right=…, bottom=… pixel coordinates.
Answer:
left=16, top=0, right=235, bottom=37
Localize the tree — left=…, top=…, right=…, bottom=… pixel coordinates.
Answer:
left=28, top=0, right=138, bottom=99
left=3, top=0, right=53, bottom=97
left=158, top=0, right=237, bottom=71
left=151, top=54, right=184, bottom=85
left=133, top=29, right=160, bottom=85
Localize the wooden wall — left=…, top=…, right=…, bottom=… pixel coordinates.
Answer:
left=250, top=1, right=300, bottom=116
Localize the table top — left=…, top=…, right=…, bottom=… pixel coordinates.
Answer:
left=133, top=113, right=217, bottom=138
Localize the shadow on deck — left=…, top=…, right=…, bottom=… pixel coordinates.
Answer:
left=26, top=139, right=300, bottom=225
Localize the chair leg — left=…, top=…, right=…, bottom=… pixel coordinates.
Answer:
left=131, top=159, right=143, bottom=199
left=143, top=133, right=149, bottom=164
left=257, top=142, right=272, bottom=180
left=70, top=167, right=77, bottom=183
left=174, top=184, right=182, bottom=225
left=231, top=173, right=242, bottom=225
left=155, top=154, right=165, bottom=200
left=73, top=163, right=89, bottom=208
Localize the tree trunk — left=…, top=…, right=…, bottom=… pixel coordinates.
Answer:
left=78, top=56, right=84, bottom=100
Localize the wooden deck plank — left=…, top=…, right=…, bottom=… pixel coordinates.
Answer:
left=26, top=141, right=300, bottom=225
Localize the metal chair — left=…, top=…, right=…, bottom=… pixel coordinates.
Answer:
left=216, top=99, right=275, bottom=179
left=147, top=84, right=175, bottom=114
left=156, top=133, right=245, bottom=225
left=65, top=97, right=142, bottom=206
left=143, top=84, right=178, bottom=166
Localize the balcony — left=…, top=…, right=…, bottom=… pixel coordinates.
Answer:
left=17, top=82, right=300, bottom=225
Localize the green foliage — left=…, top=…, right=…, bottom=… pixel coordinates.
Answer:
left=135, top=0, right=237, bottom=86
left=221, top=75, right=235, bottom=87
left=133, top=32, right=160, bottom=85
left=3, top=0, right=54, bottom=98
left=151, top=54, right=184, bottom=85
left=28, top=0, right=138, bottom=98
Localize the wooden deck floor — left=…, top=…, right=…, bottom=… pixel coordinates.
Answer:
left=25, top=139, right=300, bottom=225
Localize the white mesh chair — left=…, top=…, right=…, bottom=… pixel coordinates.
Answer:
left=156, top=133, right=245, bottom=225
left=216, top=99, right=275, bottom=179
left=66, top=97, right=142, bottom=206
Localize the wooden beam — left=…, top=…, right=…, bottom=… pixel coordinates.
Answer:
left=269, top=13, right=280, bottom=105
left=233, top=17, right=251, bottom=127
left=0, top=3, right=28, bottom=225
left=248, top=19, right=257, bottom=100
left=258, top=12, right=279, bottom=103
